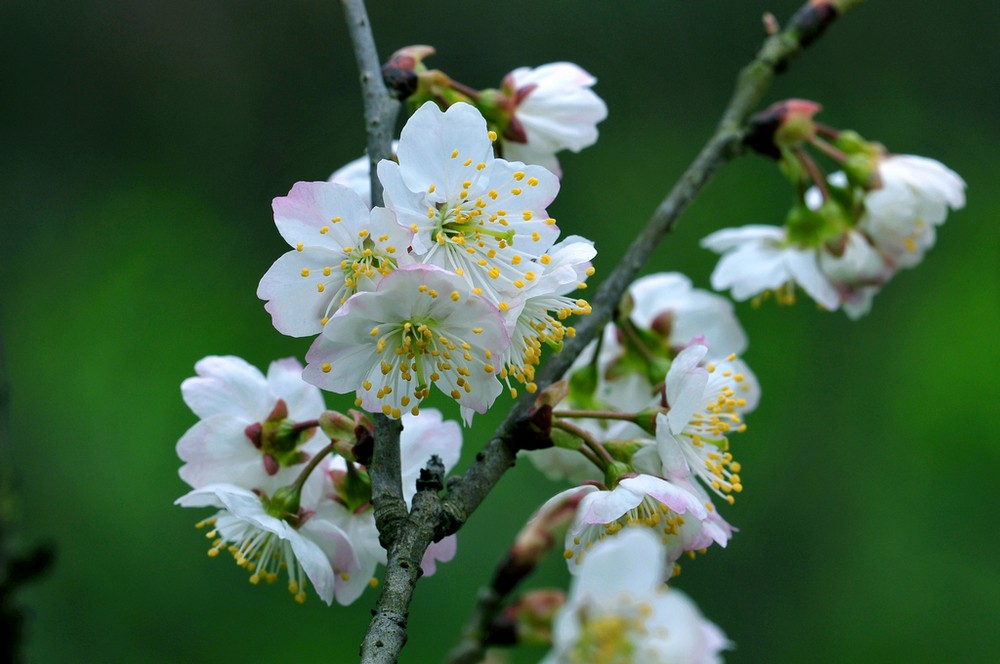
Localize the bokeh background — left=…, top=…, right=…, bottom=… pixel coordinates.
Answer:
left=3, top=0, right=998, bottom=662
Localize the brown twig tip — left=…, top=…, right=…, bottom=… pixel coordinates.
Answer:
left=763, top=12, right=780, bottom=35
left=514, top=404, right=554, bottom=452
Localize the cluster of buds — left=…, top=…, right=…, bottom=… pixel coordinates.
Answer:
left=262, top=101, right=598, bottom=423
left=704, top=99, right=966, bottom=318
left=174, top=355, right=461, bottom=605
left=379, top=46, right=608, bottom=176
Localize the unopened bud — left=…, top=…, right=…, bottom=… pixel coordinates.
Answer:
left=381, top=45, right=435, bottom=100
left=745, top=99, right=822, bottom=159
left=489, top=589, right=566, bottom=647
left=535, top=380, right=569, bottom=409
left=504, top=492, right=584, bottom=586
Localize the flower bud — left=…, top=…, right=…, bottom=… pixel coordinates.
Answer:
left=381, top=45, right=435, bottom=100
left=489, top=589, right=566, bottom=647
left=745, top=99, right=822, bottom=159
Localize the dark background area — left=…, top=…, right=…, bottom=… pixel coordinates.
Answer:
left=2, top=1, right=998, bottom=661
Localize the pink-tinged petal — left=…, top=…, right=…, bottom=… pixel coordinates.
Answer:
left=257, top=248, right=348, bottom=337
left=421, top=535, right=457, bottom=576
left=272, top=181, right=370, bottom=247
left=576, top=485, right=643, bottom=525
left=619, top=475, right=707, bottom=519
left=299, top=516, right=362, bottom=606
left=182, top=355, right=269, bottom=420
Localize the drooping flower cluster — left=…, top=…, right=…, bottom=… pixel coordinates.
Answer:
left=703, top=101, right=966, bottom=318
left=174, top=355, right=462, bottom=605
left=523, top=273, right=758, bottom=575
left=261, top=101, right=596, bottom=421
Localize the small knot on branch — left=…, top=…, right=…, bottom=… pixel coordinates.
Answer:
left=416, top=454, right=446, bottom=493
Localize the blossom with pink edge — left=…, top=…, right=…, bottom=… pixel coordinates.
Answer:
left=861, top=154, right=966, bottom=270
left=258, top=181, right=414, bottom=337
left=176, top=355, right=326, bottom=496
left=550, top=473, right=707, bottom=574
left=543, top=528, right=730, bottom=664
left=501, top=62, right=608, bottom=175
left=378, top=101, right=561, bottom=307
left=303, top=265, right=509, bottom=421
left=701, top=224, right=840, bottom=309
left=176, top=483, right=365, bottom=606
left=656, top=344, right=759, bottom=506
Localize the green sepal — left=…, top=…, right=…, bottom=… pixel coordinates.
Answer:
left=266, top=486, right=302, bottom=521
left=604, top=461, right=633, bottom=488
left=338, top=462, right=373, bottom=513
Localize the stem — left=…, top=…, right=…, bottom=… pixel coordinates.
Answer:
left=795, top=146, right=830, bottom=200
left=618, top=316, right=658, bottom=365
left=810, top=134, right=849, bottom=164
left=553, top=419, right=613, bottom=469
left=553, top=409, right=638, bottom=423
left=340, top=0, right=399, bottom=208
left=288, top=418, right=319, bottom=435
left=345, top=0, right=866, bottom=661
left=289, top=441, right=337, bottom=494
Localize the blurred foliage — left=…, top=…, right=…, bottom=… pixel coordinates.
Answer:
left=1, top=0, right=998, bottom=662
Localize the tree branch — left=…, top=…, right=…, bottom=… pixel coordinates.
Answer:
left=344, top=0, right=865, bottom=661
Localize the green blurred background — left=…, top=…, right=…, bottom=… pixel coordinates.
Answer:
left=2, top=0, right=998, bottom=662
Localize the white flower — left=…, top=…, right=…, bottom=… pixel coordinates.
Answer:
left=378, top=101, right=561, bottom=307
left=656, top=344, right=759, bottom=505
left=176, top=356, right=326, bottom=496
left=502, top=62, right=608, bottom=175
left=328, top=141, right=399, bottom=208
left=176, top=483, right=363, bottom=606
left=626, top=273, right=748, bottom=359
left=861, top=154, right=965, bottom=269
left=302, top=265, right=509, bottom=421
left=258, top=181, right=414, bottom=337
left=501, top=235, right=595, bottom=394
left=817, top=229, right=893, bottom=320
left=701, top=224, right=841, bottom=310
left=553, top=474, right=708, bottom=574
left=544, top=528, right=730, bottom=664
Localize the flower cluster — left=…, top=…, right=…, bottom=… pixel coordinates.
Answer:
left=704, top=101, right=966, bottom=318
left=174, top=355, right=461, bottom=605
left=524, top=273, right=759, bottom=575
left=262, top=101, right=596, bottom=421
